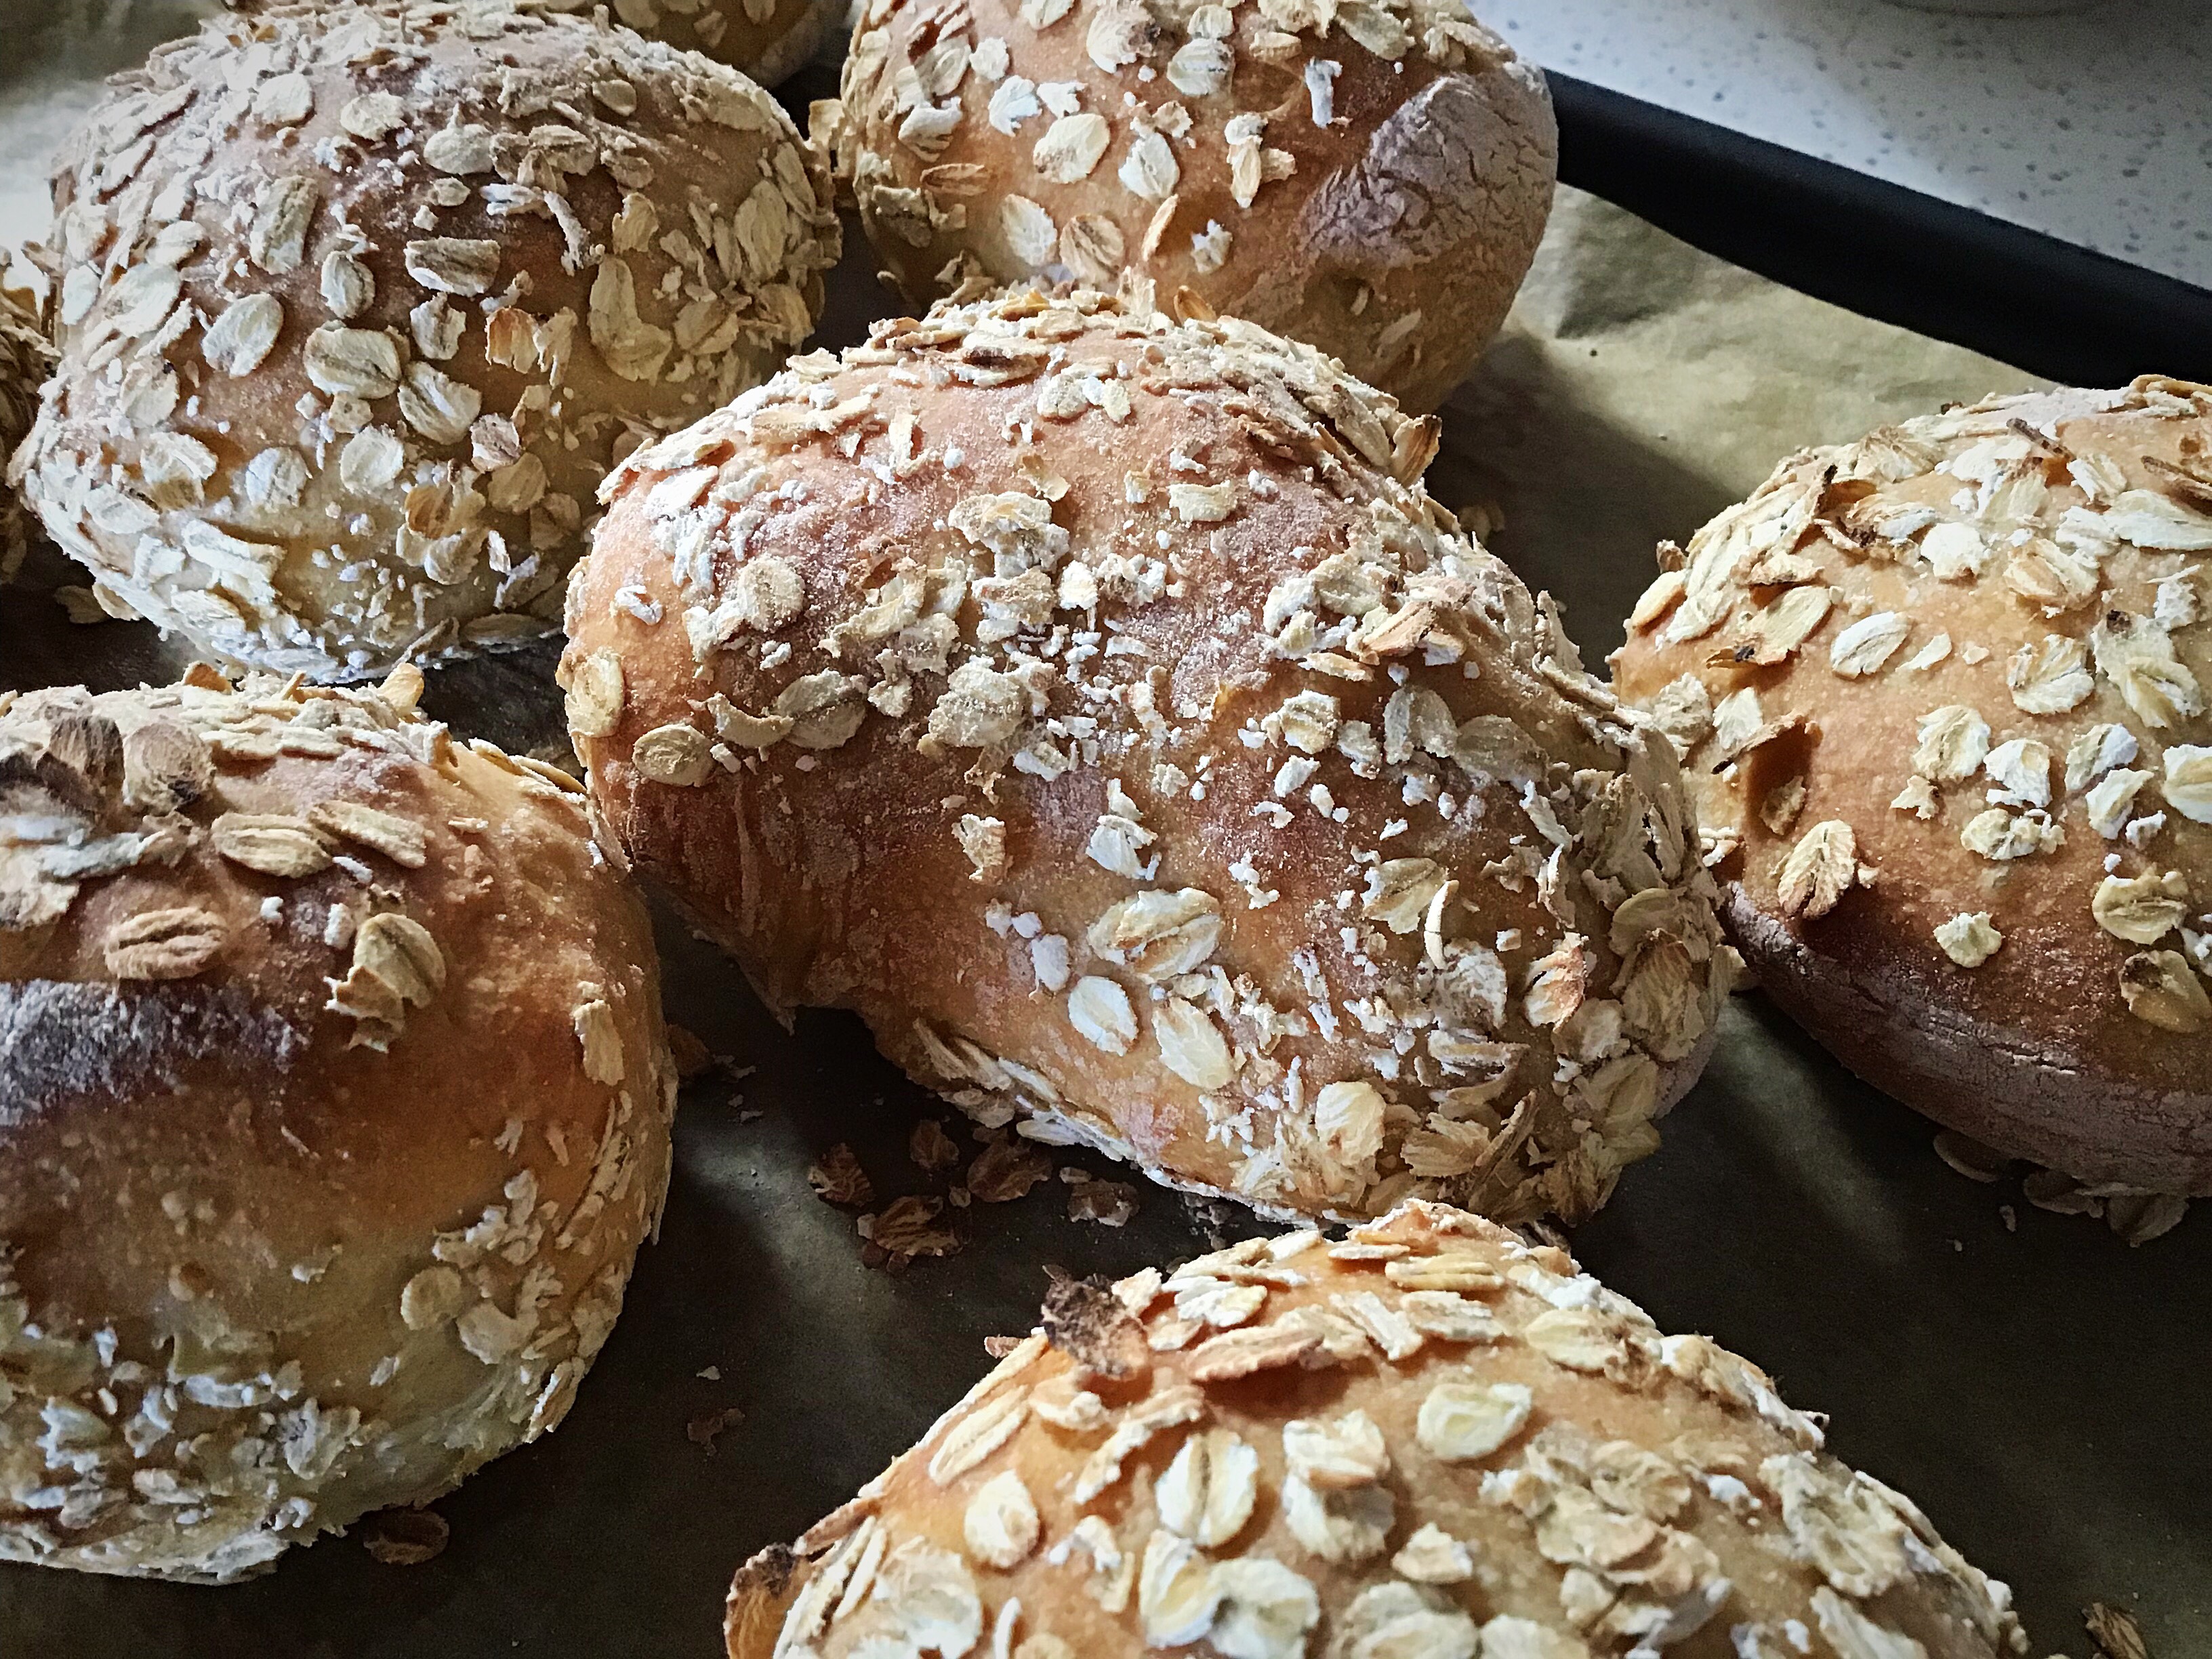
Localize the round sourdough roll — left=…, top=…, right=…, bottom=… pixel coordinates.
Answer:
left=12, top=1, right=840, bottom=680
left=0, top=283, right=56, bottom=585
left=725, top=1199, right=2031, bottom=1659
left=226, top=0, right=845, bottom=90
left=565, top=289, right=1732, bottom=1226
left=1611, top=377, right=2212, bottom=1195
left=819, top=0, right=1555, bottom=413
left=0, top=667, right=676, bottom=1581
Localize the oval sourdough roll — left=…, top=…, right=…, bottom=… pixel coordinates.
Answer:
left=1612, top=377, right=2212, bottom=1196
left=820, top=0, right=1554, bottom=413
left=0, top=668, right=675, bottom=1580
left=0, top=283, right=56, bottom=584
left=14, top=1, right=840, bottom=679
left=567, top=289, right=1731, bottom=1226
left=725, top=1199, right=2031, bottom=1659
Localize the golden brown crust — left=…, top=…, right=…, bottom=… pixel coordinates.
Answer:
left=724, top=1200, right=2030, bottom=1659
left=0, top=668, right=676, bottom=1581
left=228, top=0, right=846, bottom=88
left=14, top=1, right=839, bottom=678
left=1612, top=378, right=2212, bottom=1194
left=566, top=289, right=1731, bottom=1227
left=823, top=0, right=1554, bottom=413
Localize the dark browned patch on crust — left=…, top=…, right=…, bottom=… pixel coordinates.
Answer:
left=0, top=980, right=304, bottom=1126
left=1042, top=1275, right=1148, bottom=1381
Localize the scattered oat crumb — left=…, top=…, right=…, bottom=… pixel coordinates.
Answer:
left=2085, top=1601, right=2150, bottom=1659
left=2107, top=1193, right=2189, bottom=1248
left=688, top=1406, right=746, bottom=1454
left=860, top=1194, right=963, bottom=1265
left=983, top=1334, right=1026, bottom=1358
left=1174, top=1191, right=1237, bottom=1248
left=909, top=1117, right=962, bottom=1175
left=737, top=1106, right=762, bottom=1122
left=968, top=1136, right=1054, bottom=1202
left=1999, top=1205, right=2018, bottom=1233
left=54, top=586, right=110, bottom=626
left=1932, top=1130, right=2009, bottom=1183
left=667, top=1022, right=714, bottom=1079
left=807, top=1143, right=874, bottom=1208
left=697, top=1366, right=722, bottom=1381
left=2024, top=1168, right=2102, bottom=1216
left=1065, top=1172, right=1138, bottom=1227
left=361, top=1509, right=449, bottom=1566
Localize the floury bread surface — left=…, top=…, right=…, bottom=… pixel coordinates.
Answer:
left=228, top=0, right=846, bottom=89
left=1612, top=378, right=2212, bottom=1197
left=726, top=1201, right=2030, bottom=1659
left=0, top=668, right=675, bottom=1580
left=16, top=1, right=839, bottom=677
left=566, top=289, right=1732, bottom=1226
left=817, top=0, right=1555, bottom=412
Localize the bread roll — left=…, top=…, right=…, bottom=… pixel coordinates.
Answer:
left=12, top=1, right=840, bottom=680
left=0, top=667, right=675, bottom=1580
left=226, top=0, right=844, bottom=91
left=0, top=283, right=56, bottom=584
left=565, top=289, right=1731, bottom=1227
left=725, top=1199, right=2030, bottom=1659
left=817, top=0, right=1554, bottom=413
left=1611, top=377, right=2212, bottom=1196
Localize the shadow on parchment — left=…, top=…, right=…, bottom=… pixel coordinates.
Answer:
left=1437, top=328, right=1740, bottom=670
left=1580, top=995, right=2212, bottom=1653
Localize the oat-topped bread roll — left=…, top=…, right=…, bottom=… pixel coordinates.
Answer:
left=726, top=1199, right=2030, bottom=1659
left=12, top=1, right=839, bottom=680
left=817, top=0, right=1554, bottom=413
left=1612, top=377, right=2212, bottom=1195
left=0, top=283, right=56, bottom=585
left=0, top=668, right=675, bottom=1580
left=566, top=289, right=1730, bottom=1225
left=227, top=0, right=844, bottom=90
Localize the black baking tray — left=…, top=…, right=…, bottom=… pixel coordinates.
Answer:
left=1549, top=73, right=2212, bottom=392
left=1, top=51, right=2206, bottom=1659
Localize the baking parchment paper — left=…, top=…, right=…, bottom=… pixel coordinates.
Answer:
left=0, top=5, right=2202, bottom=1653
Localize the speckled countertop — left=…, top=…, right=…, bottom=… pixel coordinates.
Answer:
left=1490, top=0, right=2212, bottom=292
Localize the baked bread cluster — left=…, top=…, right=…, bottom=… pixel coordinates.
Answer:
left=567, top=289, right=1732, bottom=1228
left=1613, top=377, right=2212, bottom=1196
left=0, top=668, right=675, bottom=1580
left=726, top=1199, right=2030, bottom=1659
left=13, top=1, right=839, bottom=679
left=817, top=0, right=1554, bottom=412
left=0, top=285, right=56, bottom=584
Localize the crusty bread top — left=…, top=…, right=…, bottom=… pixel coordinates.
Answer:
left=12, top=1, right=838, bottom=678
left=726, top=1200, right=2028, bottom=1659
left=556, top=0, right=844, bottom=85
left=0, top=283, right=55, bottom=583
left=231, top=0, right=845, bottom=87
left=568, top=288, right=1730, bottom=1225
left=1612, top=378, right=2212, bottom=1115
left=0, top=667, right=673, bottom=1579
left=819, top=0, right=1555, bottom=411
